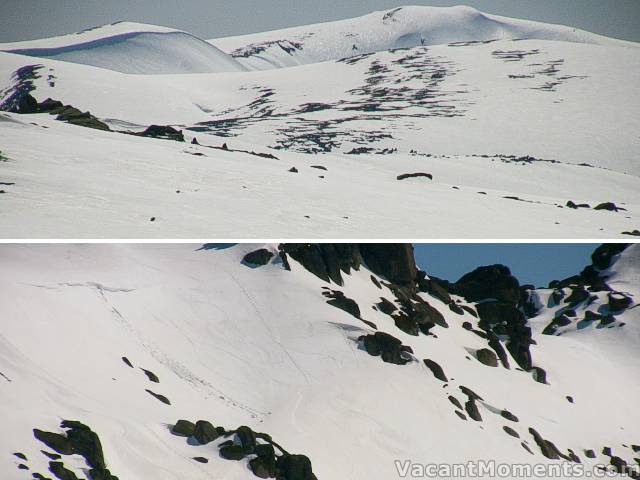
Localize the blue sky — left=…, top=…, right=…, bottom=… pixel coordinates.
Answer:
left=1, top=1, right=639, bottom=43
left=413, top=244, right=598, bottom=287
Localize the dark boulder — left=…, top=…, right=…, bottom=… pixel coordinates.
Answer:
left=41, top=450, right=62, bottom=460
left=194, top=420, right=219, bottom=445
left=554, top=314, right=573, bottom=326
left=591, top=244, right=629, bottom=270
left=250, top=443, right=276, bottom=478
left=608, top=292, right=632, bottom=311
left=476, top=301, right=531, bottom=370
left=565, top=286, right=589, bottom=304
left=503, top=426, right=519, bottom=438
left=393, top=315, right=419, bottom=336
left=141, top=368, right=159, bottom=383
left=360, top=332, right=411, bottom=365
left=396, top=172, right=432, bottom=180
left=250, top=456, right=273, bottom=478
left=323, top=290, right=361, bottom=319
left=566, top=200, right=589, bottom=209
left=409, top=300, right=447, bottom=329
left=121, top=357, right=133, bottom=368
left=48, top=462, right=78, bottom=480
left=235, top=426, right=256, bottom=453
left=501, top=410, right=519, bottom=422
left=528, top=428, right=562, bottom=460
left=448, top=302, right=464, bottom=315
left=551, top=289, right=565, bottom=305
left=219, top=445, right=244, bottom=460
left=531, top=366, right=548, bottom=384
left=485, top=330, right=511, bottom=368
left=465, top=399, right=482, bottom=421
left=33, top=429, right=74, bottom=455
left=610, top=456, right=628, bottom=474
left=145, top=389, right=170, bottom=405
left=139, top=125, right=184, bottom=141
left=88, top=468, right=117, bottom=480
left=448, top=395, right=463, bottom=410
left=423, top=359, right=447, bottom=382
left=172, top=420, right=196, bottom=437
left=15, top=92, right=39, bottom=114
left=55, top=106, right=110, bottom=131
left=417, top=275, right=452, bottom=304
left=376, top=298, right=397, bottom=315
left=476, top=349, right=498, bottom=367
left=38, top=98, right=64, bottom=112
left=594, top=202, right=620, bottom=212
left=597, top=315, right=616, bottom=328
left=584, top=310, right=603, bottom=322
left=62, top=420, right=105, bottom=469
left=276, top=454, right=314, bottom=480
left=519, top=288, right=539, bottom=317
left=461, top=305, right=478, bottom=317
left=243, top=249, right=274, bottom=266
left=453, top=265, right=520, bottom=304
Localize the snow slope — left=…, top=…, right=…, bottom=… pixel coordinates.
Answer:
left=212, top=5, right=638, bottom=70
left=0, top=22, right=245, bottom=74
left=0, top=7, right=638, bottom=238
left=1, top=243, right=639, bottom=480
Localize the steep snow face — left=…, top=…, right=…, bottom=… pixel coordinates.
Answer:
left=1, top=244, right=639, bottom=480
left=0, top=22, right=246, bottom=74
left=525, top=244, right=639, bottom=371
left=212, top=5, right=638, bottom=70
left=606, top=244, right=640, bottom=297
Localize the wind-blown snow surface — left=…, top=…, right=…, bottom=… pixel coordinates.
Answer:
left=1, top=244, right=639, bottom=480
left=0, top=8, right=639, bottom=237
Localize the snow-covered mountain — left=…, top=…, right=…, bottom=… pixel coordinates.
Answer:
left=0, top=6, right=638, bottom=238
left=1, top=243, right=639, bottom=479
left=1, top=22, right=246, bottom=74
left=212, top=5, right=637, bottom=70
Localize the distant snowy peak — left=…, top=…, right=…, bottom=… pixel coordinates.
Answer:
left=212, top=5, right=638, bottom=69
left=0, top=22, right=246, bottom=74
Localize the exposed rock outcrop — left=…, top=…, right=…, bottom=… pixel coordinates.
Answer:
left=359, top=332, right=413, bottom=365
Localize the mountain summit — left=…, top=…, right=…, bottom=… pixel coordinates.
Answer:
left=213, top=5, right=638, bottom=70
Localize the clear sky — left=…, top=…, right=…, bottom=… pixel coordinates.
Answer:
left=413, top=243, right=598, bottom=288
left=2, top=1, right=639, bottom=43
